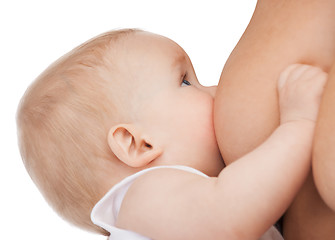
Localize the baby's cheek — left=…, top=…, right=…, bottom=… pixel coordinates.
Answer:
left=199, top=99, right=219, bottom=151
left=202, top=98, right=216, bottom=138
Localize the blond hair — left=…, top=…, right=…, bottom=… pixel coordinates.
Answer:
left=16, top=29, right=140, bottom=235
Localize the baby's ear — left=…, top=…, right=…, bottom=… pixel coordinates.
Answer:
left=107, top=124, right=163, bottom=167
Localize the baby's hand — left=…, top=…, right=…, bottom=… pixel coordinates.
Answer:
left=278, top=64, right=327, bottom=124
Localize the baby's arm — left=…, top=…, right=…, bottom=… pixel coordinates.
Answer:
left=116, top=65, right=327, bottom=240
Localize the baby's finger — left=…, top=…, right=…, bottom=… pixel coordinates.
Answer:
left=300, top=66, right=327, bottom=83
left=278, top=64, right=303, bottom=89
left=286, top=64, right=311, bottom=81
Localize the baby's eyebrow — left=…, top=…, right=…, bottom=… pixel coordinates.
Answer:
left=172, top=53, right=186, bottom=68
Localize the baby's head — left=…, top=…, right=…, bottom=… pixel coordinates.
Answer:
left=17, top=29, right=224, bottom=234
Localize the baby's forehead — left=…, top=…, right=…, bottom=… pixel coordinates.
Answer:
left=114, top=32, right=189, bottom=67
left=90, top=31, right=192, bottom=94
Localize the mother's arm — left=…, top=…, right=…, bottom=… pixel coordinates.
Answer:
left=214, top=0, right=335, bottom=239
left=313, top=63, right=335, bottom=212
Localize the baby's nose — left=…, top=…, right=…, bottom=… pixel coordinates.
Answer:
left=204, top=85, right=217, bottom=98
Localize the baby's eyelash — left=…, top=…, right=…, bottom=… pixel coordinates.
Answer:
left=181, top=73, right=191, bottom=86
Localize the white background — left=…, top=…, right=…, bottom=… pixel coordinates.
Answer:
left=1, top=0, right=256, bottom=239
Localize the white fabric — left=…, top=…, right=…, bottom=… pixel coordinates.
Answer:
left=91, top=165, right=284, bottom=240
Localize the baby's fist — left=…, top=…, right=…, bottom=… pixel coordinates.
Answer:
left=278, top=64, right=327, bottom=124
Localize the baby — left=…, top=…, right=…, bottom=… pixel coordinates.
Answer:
left=16, top=29, right=327, bottom=239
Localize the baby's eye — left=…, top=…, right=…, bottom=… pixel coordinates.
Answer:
left=181, top=79, right=191, bottom=86
left=181, top=74, right=191, bottom=86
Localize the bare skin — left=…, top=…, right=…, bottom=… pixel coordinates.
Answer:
left=313, top=63, right=335, bottom=212
left=215, top=0, right=335, bottom=239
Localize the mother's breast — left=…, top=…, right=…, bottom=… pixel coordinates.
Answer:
left=214, top=0, right=335, bottom=165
